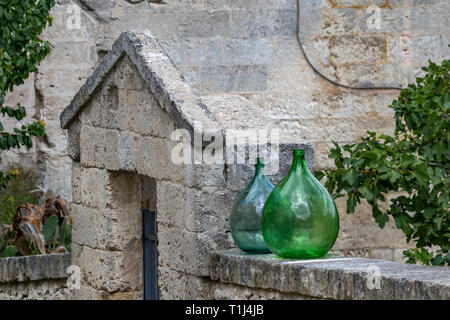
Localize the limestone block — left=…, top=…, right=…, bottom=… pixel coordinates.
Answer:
left=161, top=37, right=275, bottom=68
left=79, top=93, right=102, bottom=127
left=370, top=248, right=394, bottom=261
left=120, top=10, right=231, bottom=40
left=272, top=38, right=313, bottom=66
left=71, top=204, right=102, bottom=249
left=80, top=125, right=119, bottom=170
left=330, top=36, right=385, bottom=65
left=118, top=131, right=137, bottom=171
left=78, top=167, right=111, bottom=209
left=212, top=282, right=312, bottom=300
left=204, top=0, right=285, bottom=10
left=72, top=244, right=142, bottom=293
left=39, top=154, right=73, bottom=200
left=230, top=9, right=296, bottom=38
left=321, top=8, right=357, bottom=35
left=332, top=0, right=387, bottom=6
left=223, top=39, right=274, bottom=65
left=358, top=7, right=411, bottom=34
left=248, top=92, right=319, bottom=120
left=99, top=81, right=122, bottom=130
left=71, top=162, right=82, bottom=204
left=120, top=87, right=175, bottom=139
left=158, top=268, right=213, bottom=300
left=201, top=94, right=268, bottom=131
left=135, top=135, right=186, bottom=182
left=317, top=90, right=374, bottom=119
left=386, top=36, right=412, bottom=64
left=199, top=65, right=267, bottom=93
left=68, top=119, right=81, bottom=161
left=156, top=180, right=230, bottom=233
left=298, top=0, right=330, bottom=38
left=185, top=164, right=227, bottom=190
left=210, top=249, right=450, bottom=299
left=372, top=91, right=398, bottom=117
left=441, top=34, right=450, bottom=58
left=266, top=63, right=322, bottom=92
left=0, top=253, right=71, bottom=284
left=314, top=141, right=337, bottom=169
left=73, top=172, right=141, bottom=250
left=388, top=0, right=414, bottom=7
left=0, top=279, right=70, bottom=300
left=158, top=226, right=232, bottom=277
left=411, top=3, right=450, bottom=33
left=112, top=56, right=147, bottom=91
left=339, top=64, right=379, bottom=88
left=43, top=1, right=98, bottom=43
left=379, top=63, right=419, bottom=88
left=4, top=73, right=36, bottom=108
left=35, top=64, right=92, bottom=98
left=43, top=41, right=97, bottom=67
left=410, top=35, right=443, bottom=65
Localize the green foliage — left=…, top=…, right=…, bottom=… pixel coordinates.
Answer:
left=43, top=215, right=72, bottom=252
left=0, top=0, right=55, bottom=192
left=43, top=214, right=58, bottom=243
left=316, top=59, right=450, bottom=266
left=2, top=244, right=16, bottom=258
left=0, top=165, right=39, bottom=224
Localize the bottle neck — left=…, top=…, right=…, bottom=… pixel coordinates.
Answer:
left=254, top=157, right=264, bottom=176
left=289, top=152, right=308, bottom=174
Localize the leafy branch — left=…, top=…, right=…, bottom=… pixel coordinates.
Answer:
left=316, top=59, right=450, bottom=266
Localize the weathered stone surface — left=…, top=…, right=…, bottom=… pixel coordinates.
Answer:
left=80, top=125, right=120, bottom=170
left=27, top=0, right=447, bottom=302
left=0, top=254, right=72, bottom=300
left=299, top=0, right=450, bottom=88
left=0, top=254, right=71, bottom=283
left=210, top=250, right=450, bottom=300
left=61, top=31, right=222, bottom=140
left=72, top=244, right=142, bottom=293
left=212, top=282, right=313, bottom=300
left=78, top=167, right=111, bottom=209
left=158, top=268, right=213, bottom=300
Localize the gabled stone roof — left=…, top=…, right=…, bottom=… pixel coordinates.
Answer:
left=60, top=30, right=222, bottom=138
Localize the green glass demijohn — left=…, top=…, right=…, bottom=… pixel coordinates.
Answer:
left=262, top=149, right=339, bottom=259
left=230, top=158, right=274, bottom=253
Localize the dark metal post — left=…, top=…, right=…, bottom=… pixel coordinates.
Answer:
left=143, top=209, right=158, bottom=300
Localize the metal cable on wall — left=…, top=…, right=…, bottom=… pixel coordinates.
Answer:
left=296, top=0, right=403, bottom=91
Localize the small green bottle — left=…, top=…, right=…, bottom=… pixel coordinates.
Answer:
left=230, top=158, right=274, bottom=253
left=262, top=149, right=339, bottom=259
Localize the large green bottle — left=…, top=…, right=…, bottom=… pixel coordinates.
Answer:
left=230, top=158, right=274, bottom=253
left=262, top=149, right=339, bottom=259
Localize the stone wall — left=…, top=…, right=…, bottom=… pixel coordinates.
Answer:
left=5, top=0, right=448, bottom=267
left=6, top=0, right=448, bottom=195
left=209, top=250, right=450, bottom=300
left=64, top=32, right=227, bottom=299
left=63, top=31, right=317, bottom=299
left=61, top=30, right=448, bottom=300
left=0, top=254, right=72, bottom=300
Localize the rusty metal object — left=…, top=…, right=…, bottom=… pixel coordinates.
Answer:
left=10, top=205, right=46, bottom=255
left=1, top=198, right=71, bottom=257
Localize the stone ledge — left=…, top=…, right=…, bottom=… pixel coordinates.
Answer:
left=210, top=249, right=450, bottom=300
left=0, top=254, right=71, bottom=283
